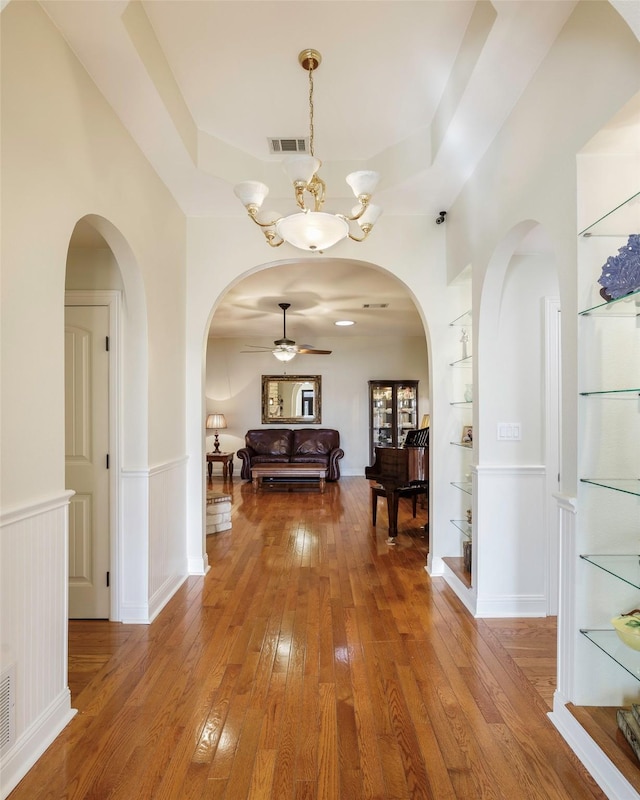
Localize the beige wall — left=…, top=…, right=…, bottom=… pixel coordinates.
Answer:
left=1, top=1, right=187, bottom=508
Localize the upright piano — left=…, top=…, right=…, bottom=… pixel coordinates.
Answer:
left=365, top=427, right=429, bottom=540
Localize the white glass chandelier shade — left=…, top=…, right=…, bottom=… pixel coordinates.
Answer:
left=282, top=155, right=321, bottom=185
left=233, top=181, right=269, bottom=209
left=346, top=170, right=380, bottom=199
left=276, top=212, right=349, bottom=252
left=353, top=203, right=383, bottom=230
left=272, top=348, right=297, bottom=362
left=233, top=48, right=382, bottom=252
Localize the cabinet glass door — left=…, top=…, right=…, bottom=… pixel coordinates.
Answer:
left=369, top=380, right=419, bottom=462
left=371, top=384, right=393, bottom=449
left=396, top=384, right=418, bottom=446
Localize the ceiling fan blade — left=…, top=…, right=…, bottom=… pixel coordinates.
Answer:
left=296, top=348, right=332, bottom=355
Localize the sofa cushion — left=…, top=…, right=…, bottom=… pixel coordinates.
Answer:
left=292, top=428, right=339, bottom=457
left=246, top=429, right=293, bottom=456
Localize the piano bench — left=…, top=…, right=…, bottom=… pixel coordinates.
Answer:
left=370, top=483, right=428, bottom=525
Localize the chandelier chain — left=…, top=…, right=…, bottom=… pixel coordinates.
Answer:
left=308, top=65, right=315, bottom=157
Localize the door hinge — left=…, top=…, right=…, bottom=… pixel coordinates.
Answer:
left=106, top=454, right=110, bottom=469
left=106, top=571, right=110, bottom=588
left=105, top=336, right=110, bottom=351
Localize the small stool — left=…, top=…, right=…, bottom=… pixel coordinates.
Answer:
left=371, top=483, right=428, bottom=525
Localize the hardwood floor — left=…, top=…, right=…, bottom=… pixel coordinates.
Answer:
left=9, top=477, right=608, bottom=800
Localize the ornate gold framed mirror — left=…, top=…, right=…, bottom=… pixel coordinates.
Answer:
left=261, top=375, right=321, bottom=424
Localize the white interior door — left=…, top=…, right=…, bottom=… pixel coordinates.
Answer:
left=65, top=305, right=110, bottom=618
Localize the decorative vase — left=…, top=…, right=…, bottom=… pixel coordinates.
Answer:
left=612, top=609, right=640, bottom=651
left=464, top=384, right=473, bottom=402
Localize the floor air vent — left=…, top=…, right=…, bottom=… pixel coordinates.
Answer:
left=0, top=665, right=16, bottom=755
left=268, top=138, right=309, bottom=154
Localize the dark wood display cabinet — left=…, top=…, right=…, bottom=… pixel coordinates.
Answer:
left=368, top=380, right=419, bottom=463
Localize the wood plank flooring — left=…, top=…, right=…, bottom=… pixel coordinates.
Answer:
left=9, top=477, right=608, bottom=800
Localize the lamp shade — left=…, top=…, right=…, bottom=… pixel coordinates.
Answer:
left=206, top=413, right=227, bottom=430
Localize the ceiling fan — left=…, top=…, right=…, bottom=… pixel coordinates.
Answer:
left=242, top=303, right=332, bottom=362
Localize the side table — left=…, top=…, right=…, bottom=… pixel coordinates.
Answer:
left=207, top=452, right=234, bottom=480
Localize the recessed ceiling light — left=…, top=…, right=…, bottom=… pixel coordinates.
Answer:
left=335, top=320, right=355, bottom=327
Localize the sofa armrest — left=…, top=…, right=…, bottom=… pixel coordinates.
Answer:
left=236, top=447, right=255, bottom=480
left=327, top=447, right=345, bottom=481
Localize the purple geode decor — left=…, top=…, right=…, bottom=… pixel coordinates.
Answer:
left=598, top=233, right=640, bottom=301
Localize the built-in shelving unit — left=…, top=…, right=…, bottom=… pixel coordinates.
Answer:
left=445, top=310, right=474, bottom=592
left=554, top=190, right=640, bottom=794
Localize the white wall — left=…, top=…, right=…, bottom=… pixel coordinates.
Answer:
left=448, top=0, right=640, bottom=494
left=205, top=335, right=429, bottom=475
left=0, top=5, right=188, bottom=791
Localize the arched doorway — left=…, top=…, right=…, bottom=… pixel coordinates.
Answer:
left=64, top=215, right=149, bottom=622
left=200, top=257, right=432, bottom=551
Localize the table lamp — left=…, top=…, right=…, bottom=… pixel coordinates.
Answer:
left=206, top=413, right=227, bottom=453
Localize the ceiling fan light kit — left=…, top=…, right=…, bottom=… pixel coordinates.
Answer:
left=234, top=49, right=382, bottom=252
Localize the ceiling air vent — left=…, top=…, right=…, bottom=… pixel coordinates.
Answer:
left=362, top=303, right=389, bottom=309
left=268, top=138, right=309, bottom=154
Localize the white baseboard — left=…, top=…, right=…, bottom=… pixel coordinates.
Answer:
left=0, top=689, right=76, bottom=800
left=549, top=692, right=639, bottom=800
left=188, top=555, right=209, bottom=575
left=475, top=593, right=547, bottom=618
left=120, top=602, right=151, bottom=624
left=148, top=572, right=188, bottom=623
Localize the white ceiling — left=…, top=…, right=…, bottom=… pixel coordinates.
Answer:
left=49, top=0, right=579, bottom=341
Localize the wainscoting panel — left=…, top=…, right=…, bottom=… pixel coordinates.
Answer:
left=0, top=493, right=76, bottom=798
left=475, top=465, right=547, bottom=617
left=120, top=470, right=150, bottom=623
left=121, top=458, right=188, bottom=624
left=148, top=458, right=188, bottom=622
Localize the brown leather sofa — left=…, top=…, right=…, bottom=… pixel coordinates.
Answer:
left=237, top=428, right=344, bottom=481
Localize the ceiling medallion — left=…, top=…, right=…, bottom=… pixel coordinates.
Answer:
left=234, top=49, right=382, bottom=252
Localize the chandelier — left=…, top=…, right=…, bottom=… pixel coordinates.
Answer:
left=234, top=49, right=382, bottom=252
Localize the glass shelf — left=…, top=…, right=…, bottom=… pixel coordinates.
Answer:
left=450, top=400, right=473, bottom=406
left=579, top=191, right=640, bottom=237
left=449, top=310, right=472, bottom=327
left=580, top=478, right=640, bottom=497
left=580, top=555, right=640, bottom=589
left=449, top=355, right=472, bottom=367
left=450, top=519, right=472, bottom=539
left=450, top=441, right=472, bottom=449
left=451, top=481, right=472, bottom=495
left=581, top=629, right=640, bottom=683
left=579, top=288, right=640, bottom=316
left=580, top=388, right=640, bottom=396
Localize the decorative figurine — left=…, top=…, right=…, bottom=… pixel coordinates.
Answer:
left=460, top=328, right=469, bottom=359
